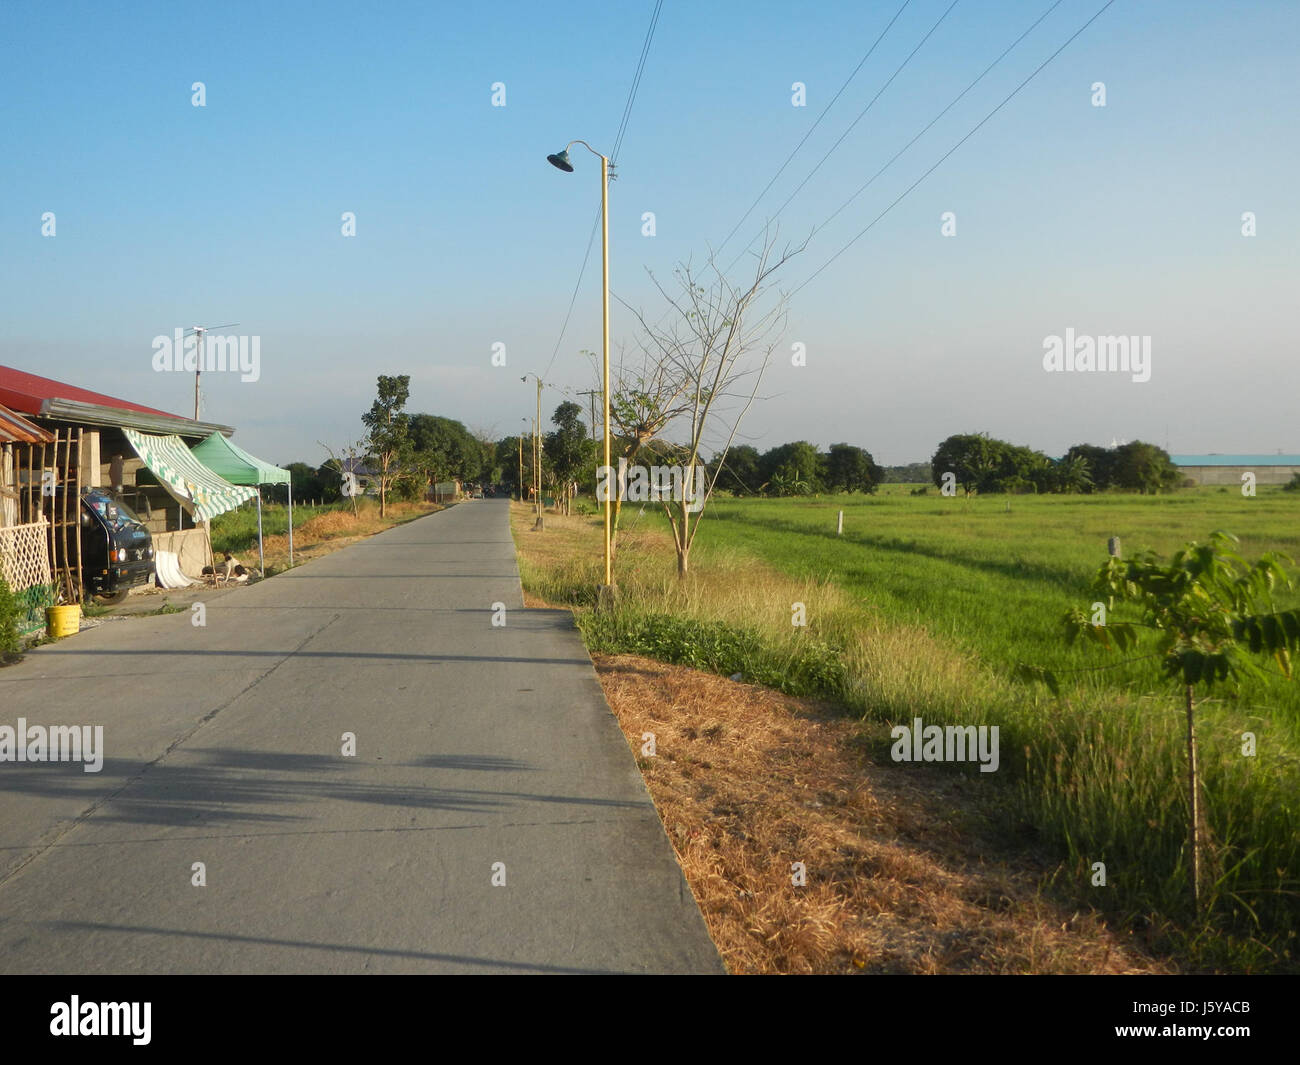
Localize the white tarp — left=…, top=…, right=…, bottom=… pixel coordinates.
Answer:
left=153, top=550, right=197, bottom=589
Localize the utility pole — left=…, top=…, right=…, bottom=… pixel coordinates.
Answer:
left=522, top=374, right=544, bottom=530
left=192, top=327, right=204, bottom=420
left=577, top=389, right=600, bottom=441
left=517, top=431, right=523, bottom=502
left=535, top=376, right=543, bottom=529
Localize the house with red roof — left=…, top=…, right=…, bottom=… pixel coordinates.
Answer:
left=0, top=364, right=243, bottom=591
left=0, top=364, right=234, bottom=529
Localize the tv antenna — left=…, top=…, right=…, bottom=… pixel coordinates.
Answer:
left=184, top=323, right=239, bottom=420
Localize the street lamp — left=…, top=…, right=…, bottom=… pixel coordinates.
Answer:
left=547, top=140, right=614, bottom=602
left=518, top=417, right=527, bottom=503
left=521, top=373, right=544, bottom=530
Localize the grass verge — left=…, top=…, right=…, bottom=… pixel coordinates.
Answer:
left=597, top=652, right=1168, bottom=974
left=511, top=501, right=1299, bottom=973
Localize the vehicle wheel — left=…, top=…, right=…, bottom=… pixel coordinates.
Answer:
left=93, top=589, right=130, bottom=606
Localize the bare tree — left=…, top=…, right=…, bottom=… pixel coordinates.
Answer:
left=586, top=339, right=694, bottom=560
left=616, top=230, right=803, bottom=577
left=318, top=440, right=366, bottom=517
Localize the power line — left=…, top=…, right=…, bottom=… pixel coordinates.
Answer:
left=726, top=0, right=961, bottom=272
left=541, top=0, right=663, bottom=383
left=713, top=0, right=912, bottom=259
left=612, top=0, right=664, bottom=163
left=541, top=207, right=603, bottom=382
left=807, top=0, right=1066, bottom=243
left=792, top=0, right=1117, bottom=297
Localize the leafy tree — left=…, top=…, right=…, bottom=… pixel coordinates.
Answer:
left=709, top=444, right=762, bottom=496
left=409, top=414, right=483, bottom=488
left=824, top=443, right=883, bottom=494
left=1110, top=440, right=1181, bottom=494
left=883, top=462, right=932, bottom=484
left=1064, top=444, right=1116, bottom=492
left=544, top=402, right=595, bottom=515
left=760, top=441, right=825, bottom=495
left=361, top=375, right=411, bottom=517
left=265, top=462, right=332, bottom=505
left=993, top=443, right=1054, bottom=494
left=495, top=435, right=528, bottom=497
left=1056, top=532, right=1300, bottom=911
left=931, top=433, right=1057, bottom=494
left=931, top=433, right=1004, bottom=495
left=1055, top=453, right=1094, bottom=494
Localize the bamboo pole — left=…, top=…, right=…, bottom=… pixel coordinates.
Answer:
left=53, top=431, right=62, bottom=600
left=74, top=429, right=84, bottom=600
left=60, top=431, right=72, bottom=600
left=45, top=440, right=55, bottom=598
left=25, top=439, right=33, bottom=523
left=60, top=431, right=70, bottom=600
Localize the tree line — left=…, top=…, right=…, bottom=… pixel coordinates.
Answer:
left=931, top=433, right=1183, bottom=495
left=275, top=392, right=1185, bottom=509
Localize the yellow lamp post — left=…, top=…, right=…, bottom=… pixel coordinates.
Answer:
left=547, top=140, right=614, bottom=600
left=521, top=373, right=544, bottom=530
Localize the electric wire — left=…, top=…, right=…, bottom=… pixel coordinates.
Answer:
left=724, top=0, right=961, bottom=275
left=791, top=0, right=1117, bottom=297
left=712, top=0, right=912, bottom=259
left=540, top=0, right=663, bottom=384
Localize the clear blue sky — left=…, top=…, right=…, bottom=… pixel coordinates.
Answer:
left=2, top=0, right=1297, bottom=465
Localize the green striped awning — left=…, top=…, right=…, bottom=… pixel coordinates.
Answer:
left=123, top=429, right=259, bottom=522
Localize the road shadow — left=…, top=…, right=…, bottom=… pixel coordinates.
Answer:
left=0, top=746, right=644, bottom=833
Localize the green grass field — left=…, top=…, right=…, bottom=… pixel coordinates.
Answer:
left=696, top=486, right=1300, bottom=722
left=538, top=485, right=1300, bottom=970
left=209, top=501, right=342, bottom=556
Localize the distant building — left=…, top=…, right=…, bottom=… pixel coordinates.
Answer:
left=340, top=456, right=378, bottom=496
left=1171, top=454, right=1300, bottom=487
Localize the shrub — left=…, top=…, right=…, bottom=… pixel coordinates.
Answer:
left=0, top=575, right=23, bottom=658
left=578, top=610, right=848, bottom=701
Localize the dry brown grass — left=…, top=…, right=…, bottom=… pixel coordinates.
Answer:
left=594, top=653, right=1172, bottom=975
left=256, top=501, right=443, bottom=571
left=511, top=502, right=1174, bottom=973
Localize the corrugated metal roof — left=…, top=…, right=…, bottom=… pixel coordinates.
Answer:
left=0, top=364, right=180, bottom=419
left=0, top=402, right=54, bottom=444
left=39, top=397, right=232, bottom=439
left=1172, top=455, right=1300, bottom=466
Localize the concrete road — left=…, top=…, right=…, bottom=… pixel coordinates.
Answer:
left=0, top=501, right=723, bottom=974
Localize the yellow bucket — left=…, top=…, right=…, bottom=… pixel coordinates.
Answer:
left=46, top=604, right=81, bottom=639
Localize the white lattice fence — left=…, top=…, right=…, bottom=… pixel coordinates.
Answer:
left=0, top=520, right=54, bottom=635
